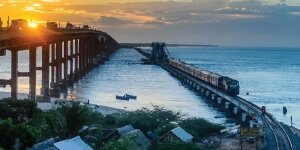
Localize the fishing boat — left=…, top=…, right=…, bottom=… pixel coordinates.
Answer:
left=125, top=94, right=137, bottom=99
left=116, top=95, right=129, bottom=101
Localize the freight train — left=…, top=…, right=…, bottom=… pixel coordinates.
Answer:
left=168, top=59, right=240, bottom=96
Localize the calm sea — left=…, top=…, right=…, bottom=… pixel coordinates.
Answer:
left=0, top=47, right=299, bottom=127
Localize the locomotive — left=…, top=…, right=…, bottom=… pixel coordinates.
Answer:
left=168, top=59, right=240, bottom=96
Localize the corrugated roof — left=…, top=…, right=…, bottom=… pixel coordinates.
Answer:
left=171, top=126, right=193, bottom=142
left=54, top=136, right=93, bottom=150
left=117, top=124, right=135, bottom=136
left=123, top=129, right=151, bottom=150
left=32, top=137, right=59, bottom=150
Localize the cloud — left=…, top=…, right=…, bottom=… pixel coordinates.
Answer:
left=99, top=16, right=131, bottom=25
left=1, top=0, right=300, bottom=47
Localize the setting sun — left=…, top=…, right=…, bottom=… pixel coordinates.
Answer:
left=28, top=22, right=38, bottom=28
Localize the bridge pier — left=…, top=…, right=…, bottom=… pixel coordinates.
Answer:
left=11, top=50, right=18, bottom=99
left=217, top=97, right=223, bottom=104
left=200, top=88, right=205, bottom=94
left=29, top=45, right=37, bottom=100
left=0, top=30, right=119, bottom=101
left=205, top=90, right=210, bottom=97
left=211, top=93, right=216, bottom=100
left=40, top=43, right=50, bottom=101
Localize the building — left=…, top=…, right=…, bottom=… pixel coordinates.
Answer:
left=116, top=124, right=135, bottom=136
left=119, top=129, right=151, bottom=150
left=32, top=136, right=92, bottom=150
left=54, top=136, right=93, bottom=150
left=161, top=126, right=193, bottom=143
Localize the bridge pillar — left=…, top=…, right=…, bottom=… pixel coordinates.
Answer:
left=205, top=90, right=210, bottom=97
left=50, top=43, right=55, bottom=90
left=69, top=39, right=74, bottom=84
left=211, top=93, right=216, bottom=100
left=62, top=40, right=69, bottom=90
left=196, top=85, right=200, bottom=91
left=74, top=38, right=79, bottom=81
left=50, top=41, right=62, bottom=97
left=40, top=43, right=50, bottom=101
left=233, top=107, right=239, bottom=115
left=225, top=102, right=230, bottom=109
left=200, top=88, right=205, bottom=94
left=241, top=113, right=247, bottom=122
left=10, top=50, right=18, bottom=99
left=29, top=45, right=37, bottom=101
left=217, top=97, right=222, bottom=104
left=79, top=38, right=84, bottom=77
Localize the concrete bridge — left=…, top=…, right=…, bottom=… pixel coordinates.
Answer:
left=0, top=28, right=119, bottom=101
left=136, top=46, right=298, bottom=150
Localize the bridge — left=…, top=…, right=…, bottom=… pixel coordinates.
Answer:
left=0, top=27, right=118, bottom=101
left=136, top=43, right=299, bottom=150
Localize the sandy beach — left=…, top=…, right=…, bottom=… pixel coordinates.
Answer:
left=0, top=91, right=126, bottom=115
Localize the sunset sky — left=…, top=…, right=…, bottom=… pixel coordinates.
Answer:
left=1, top=0, right=300, bottom=47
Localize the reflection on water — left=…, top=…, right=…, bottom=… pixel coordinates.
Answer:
left=66, top=48, right=227, bottom=124
left=1, top=46, right=299, bottom=127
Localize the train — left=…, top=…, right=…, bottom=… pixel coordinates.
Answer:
left=168, top=59, right=240, bottom=96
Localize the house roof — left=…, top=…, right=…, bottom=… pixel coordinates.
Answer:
left=54, top=136, right=93, bottom=150
left=170, top=126, right=193, bottom=142
left=117, top=124, right=135, bottom=136
left=32, top=137, right=59, bottom=150
left=122, top=129, right=151, bottom=150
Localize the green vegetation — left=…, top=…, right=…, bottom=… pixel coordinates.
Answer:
left=0, top=98, right=224, bottom=149
left=150, top=142, right=202, bottom=150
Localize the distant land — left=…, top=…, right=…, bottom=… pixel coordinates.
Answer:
left=119, top=43, right=218, bottom=48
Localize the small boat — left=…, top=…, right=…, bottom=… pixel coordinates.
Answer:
left=116, top=95, right=129, bottom=101
left=125, top=94, right=137, bottom=99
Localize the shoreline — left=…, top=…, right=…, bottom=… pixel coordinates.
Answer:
left=0, top=91, right=127, bottom=115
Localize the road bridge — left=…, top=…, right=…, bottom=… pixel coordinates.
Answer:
left=0, top=28, right=118, bottom=101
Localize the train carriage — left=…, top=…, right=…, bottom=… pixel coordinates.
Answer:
left=168, top=59, right=240, bottom=96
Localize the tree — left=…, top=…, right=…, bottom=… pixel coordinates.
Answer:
left=0, top=118, right=40, bottom=149
left=150, top=142, right=203, bottom=150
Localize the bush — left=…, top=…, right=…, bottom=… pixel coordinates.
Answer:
left=150, top=142, right=203, bottom=150
left=0, top=118, right=40, bottom=149
left=43, top=103, right=102, bottom=138
left=114, top=106, right=181, bottom=133
left=179, top=118, right=224, bottom=140
left=0, top=98, right=40, bottom=123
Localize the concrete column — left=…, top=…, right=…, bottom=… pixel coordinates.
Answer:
left=225, top=102, right=230, bottom=109
left=233, top=107, right=239, bottom=115
left=11, top=50, right=18, bottom=99
left=41, top=43, right=50, bottom=100
left=50, top=43, right=55, bottom=86
left=69, top=39, right=74, bottom=81
left=62, top=40, right=68, bottom=90
left=79, top=38, right=83, bottom=76
left=205, top=90, right=210, bottom=97
left=56, top=41, right=62, bottom=85
left=242, top=113, right=248, bottom=122
left=29, top=45, right=37, bottom=100
left=211, top=94, right=216, bottom=100
left=74, top=39, right=79, bottom=80
left=200, top=88, right=205, bottom=93
left=217, top=97, right=222, bottom=104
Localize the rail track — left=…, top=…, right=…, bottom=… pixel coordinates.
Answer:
left=163, top=62, right=294, bottom=150
left=237, top=97, right=294, bottom=150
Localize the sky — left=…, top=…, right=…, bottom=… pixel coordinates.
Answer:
left=0, top=0, right=300, bottom=47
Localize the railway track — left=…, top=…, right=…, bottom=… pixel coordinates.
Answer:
left=238, top=97, right=294, bottom=150
left=163, top=63, right=294, bottom=150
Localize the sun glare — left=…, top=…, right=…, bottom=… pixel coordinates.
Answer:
left=28, top=22, right=38, bottom=28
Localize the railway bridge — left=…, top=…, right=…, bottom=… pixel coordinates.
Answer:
left=0, top=27, right=118, bottom=101
left=136, top=44, right=298, bottom=150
